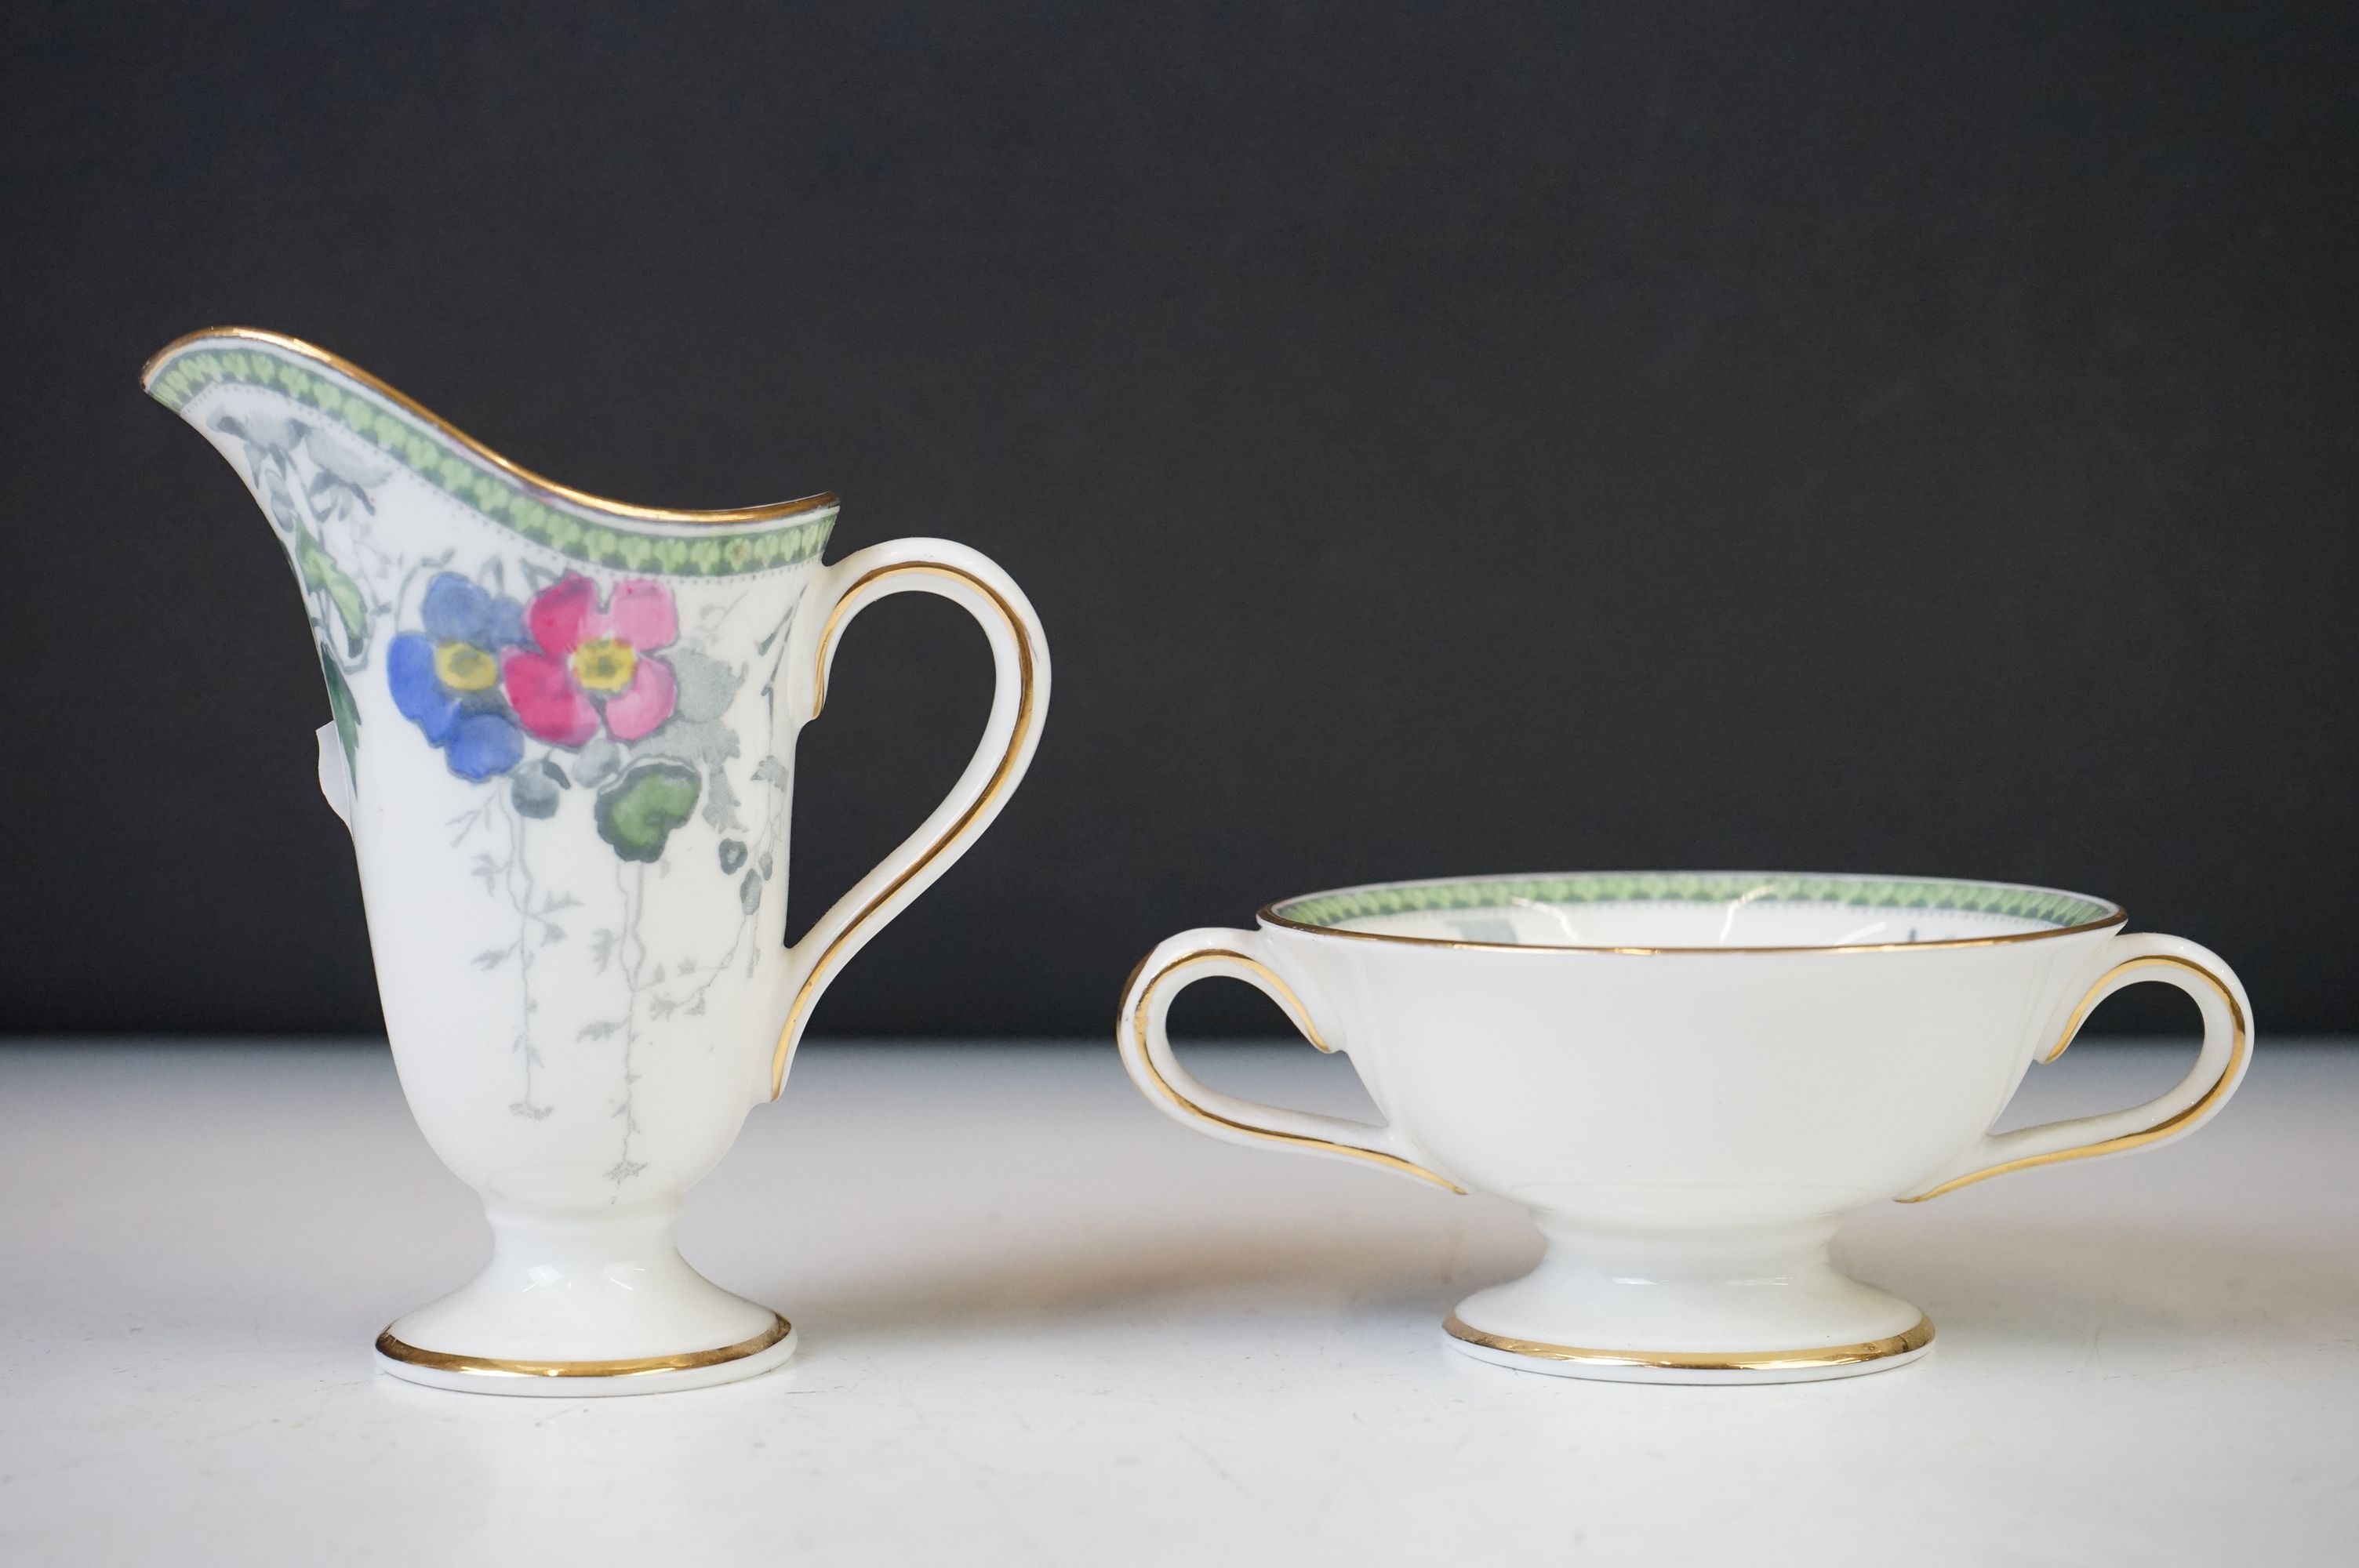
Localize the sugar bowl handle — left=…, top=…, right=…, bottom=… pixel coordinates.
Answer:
left=1118, top=927, right=1464, bottom=1192
left=1899, top=932, right=2253, bottom=1202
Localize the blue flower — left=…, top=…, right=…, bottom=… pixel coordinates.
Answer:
left=388, top=573, right=529, bottom=781
left=420, top=572, right=528, bottom=650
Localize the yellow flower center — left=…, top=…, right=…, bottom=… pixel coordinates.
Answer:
left=570, top=637, right=638, bottom=694
left=434, top=641, right=500, bottom=692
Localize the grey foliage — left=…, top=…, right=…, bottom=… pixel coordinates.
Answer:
left=700, top=764, right=743, bottom=832
left=668, top=648, right=743, bottom=724
left=740, top=869, right=762, bottom=914
left=511, top=768, right=561, bottom=819
left=572, top=734, right=623, bottom=787
left=638, top=716, right=740, bottom=771
left=261, top=466, right=301, bottom=533
left=304, top=424, right=394, bottom=488
left=243, top=413, right=311, bottom=452
left=719, top=839, right=747, bottom=874
left=214, top=412, right=309, bottom=483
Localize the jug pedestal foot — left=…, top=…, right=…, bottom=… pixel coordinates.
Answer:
left=1443, top=1216, right=1932, bottom=1385
left=373, top=1201, right=796, bottom=1396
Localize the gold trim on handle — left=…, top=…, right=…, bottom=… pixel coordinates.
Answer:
left=1443, top=1312, right=1934, bottom=1371
left=374, top=1313, right=792, bottom=1378
left=768, top=561, right=1040, bottom=1097
left=142, top=327, right=838, bottom=526
left=1127, top=948, right=1467, bottom=1192
left=1898, top=953, right=2249, bottom=1202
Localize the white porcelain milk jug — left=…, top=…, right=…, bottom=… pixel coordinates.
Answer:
left=148, top=328, right=1049, bottom=1393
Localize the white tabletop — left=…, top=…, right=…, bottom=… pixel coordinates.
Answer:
left=2, top=1039, right=2354, bottom=1566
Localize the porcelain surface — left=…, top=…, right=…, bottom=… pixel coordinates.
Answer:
left=148, top=328, right=1050, bottom=1394
left=1119, top=871, right=2252, bottom=1383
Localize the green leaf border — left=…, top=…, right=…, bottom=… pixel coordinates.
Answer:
left=149, top=345, right=835, bottom=578
left=1274, top=873, right=2114, bottom=934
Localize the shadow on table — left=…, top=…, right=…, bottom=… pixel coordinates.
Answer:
left=761, top=1221, right=1532, bottom=1352
left=775, top=1214, right=2359, bottom=1358
left=1850, top=1216, right=2359, bottom=1355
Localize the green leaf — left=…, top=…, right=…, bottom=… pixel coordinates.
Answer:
left=294, top=524, right=369, bottom=657
left=317, top=643, right=360, bottom=777
left=594, top=762, right=701, bottom=864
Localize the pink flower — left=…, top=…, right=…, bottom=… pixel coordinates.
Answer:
left=502, top=575, right=679, bottom=746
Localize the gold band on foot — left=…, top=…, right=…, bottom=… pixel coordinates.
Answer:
left=1442, top=1312, right=1934, bottom=1372
left=375, top=1312, right=793, bottom=1379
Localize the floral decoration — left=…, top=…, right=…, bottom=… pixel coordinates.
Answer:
left=387, top=573, right=529, bottom=781
left=377, top=568, right=724, bottom=868
left=504, top=575, right=679, bottom=746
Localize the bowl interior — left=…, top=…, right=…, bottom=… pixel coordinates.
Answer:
left=1267, top=873, right=2120, bottom=950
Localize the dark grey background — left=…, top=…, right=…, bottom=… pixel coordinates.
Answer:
left=5, top=2, right=2351, bottom=1037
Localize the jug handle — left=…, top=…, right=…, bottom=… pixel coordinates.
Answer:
left=765, top=538, right=1049, bottom=1098
left=1897, top=933, right=2252, bottom=1201
left=1116, top=927, right=1465, bottom=1192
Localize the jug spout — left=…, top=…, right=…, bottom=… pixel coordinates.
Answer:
left=144, top=328, right=838, bottom=788
left=145, top=334, right=394, bottom=773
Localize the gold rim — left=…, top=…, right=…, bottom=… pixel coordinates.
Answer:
left=375, top=1312, right=793, bottom=1379
left=1125, top=947, right=1467, bottom=1192
left=1897, top=953, right=2249, bottom=1202
left=1260, top=873, right=2126, bottom=955
left=769, top=561, right=1041, bottom=1097
left=141, top=326, right=838, bottom=526
left=1443, top=1312, right=1935, bottom=1371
